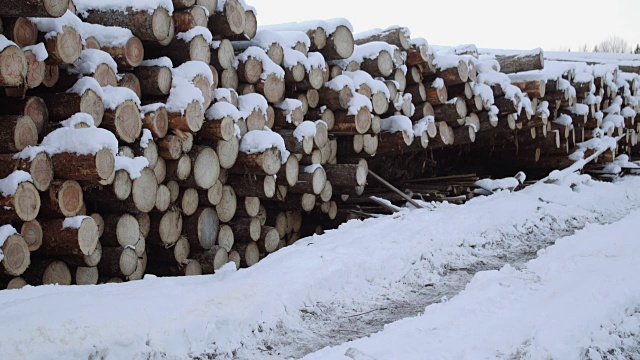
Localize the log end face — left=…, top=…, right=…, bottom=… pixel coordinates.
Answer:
left=42, top=261, right=72, bottom=285
left=78, top=217, right=99, bottom=256
left=225, top=0, right=247, bottom=35
left=262, top=148, right=282, bottom=176
left=56, top=26, right=82, bottom=64
left=45, top=0, right=71, bottom=17
left=332, top=25, right=355, bottom=60
left=194, top=147, right=220, bottom=190
left=354, top=107, right=372, bottom=134
left=312, top=167, right=327, bottom=195
left=120, top=247, right=138, bottom=277
left=152, top=7, right=173, bottom=43
left=15, top=182, right=40, bottom=222
left=115, top=100, right=142, bottom=143
left=125, top=37, right=144, bottom=68
left=80, top=89, right=104, bottom=127
left=15, top=115, right=38, bottom=151
left=58, top=180, right=83, bottom=217
left=1, top=234, right=30, bottom=276
left=132, top=168, right=158, bottom=213
left=95, top=147, right=116, bottom=182
left=30, top=152, right=53, bottom=192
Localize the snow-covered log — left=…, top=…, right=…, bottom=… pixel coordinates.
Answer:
left=0, top=0, right=69, bottom=17
left=0, top=229, right=31, bottom=277
left=208, top=0, right=246, bottom=38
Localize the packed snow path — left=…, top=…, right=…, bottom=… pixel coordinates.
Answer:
left=305, top=207, right=640, bottom=360
left=1, top=177, right=640, bottom=359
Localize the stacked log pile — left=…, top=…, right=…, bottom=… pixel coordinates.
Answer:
left=0, top=0, right=639, bottom=289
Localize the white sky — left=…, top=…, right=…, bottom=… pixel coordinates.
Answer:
left=256, top=0, right=640, bottom=52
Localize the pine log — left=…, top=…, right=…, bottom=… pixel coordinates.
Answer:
left=230, top=148, right=282, bottom=176
left=217, top=224, right=234, bottom=252
left=255, top=73, right=286, bottom=103
left=0, top=181, right=40, bottom=222
left=433, top=97, right=467, bottom=122
left=148, top=208, right=183, bottom=246
left=209, top=0, right=245, bottom=37
left=98, top=246, right=138, bottom=277
left=99, top=213, right=140, bottom=247
left=80, top=7, right=174, bottom=44
left=199, top=115, right=235, bottom=141
left=0, top=115, right=37, bottom=153
left=39, top=216, right=99, bottom=257
left=237, top=56, right=263, bottom=84
left=211, top=38, right=235, bottom=70
left=102, top=99, right=142, bottom=143
left=332, top=107, right=372, bottom=134
left=22, top=260, right=71, bottom=285
left=322, top=25, right=354, bottom=61
left=235, top=241, right=259, bottom=267
left=289, top=165, right=326, bottom=195
left=435, top=59, right=468, bottom=86
left=323, top=161, right=368, bottom=187
left=73, top=266, right=99, bottom=285
left=173, top=6, right=207, bottom=33
left=192, top=246, right=228, bottom=274
left=0, top=151, right=52, bottom=192
left=215, top=136, right=239, bottom=170
left=0, top=276, right=27, bottom=289
left=50, top=148, right=115, bottom=182
left=425, top=81, right=448, bottom=105
left=102, top=36, right=144, bottom=69
left=179, top=187, right=199, bottom=217
left=1, top=233, right=30, bottom=276
left=215, top=185, right=236, bottom=222
left=257, top=226, right=279, bottom=253
left=183, top=207, right=219, bottom=250
left=19, top=48, right=45, bottom=90
left=318, top=85, right=352, bottom=110
left=19, top=219, right=43, bottom=251
left=134, top=65, right=172, bottom=96
left=405, top=83, right=426, bottom=103
left=306, top=107, right=335, bottom=130
left=42, top=26, right=82, bottom=65
left=39, top=90, right=104, bottom=127
left=157, top=134, right=183, bottom=160
left=61, top=241, right=102, bottom=267
left=166, top=154, right=192, bottom=182
left=494, top=49, right=544, bottom=74
left=354, top=27, right=410, bottom=50
left=511, top=79, right=546, bottom=98
left=118, top=72, right=142, bottom=98
left=40, top=180, right=83, bottom=218
left=167, top=100, right=204, bottom=133
left=141, top=105, right=169, bottom=138
left=146, top=34, right=210, bottom=65
left=175, top=146, right=220, bottom=190
left=229, top=174, right=276, bottom=199
left=0, top=0, right=68, bottom=17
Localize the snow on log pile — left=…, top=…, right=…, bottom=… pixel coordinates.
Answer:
left=0, top=0, right=638, bottom=288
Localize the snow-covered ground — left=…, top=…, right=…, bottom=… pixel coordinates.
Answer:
left=1, top=176, right=640, bottom=359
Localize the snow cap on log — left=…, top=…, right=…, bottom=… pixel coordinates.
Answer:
left=15, top=127, right=118, bottom=160
left=206, top=101, right=241, bottom=122
left=22, top=43, right=48, bottom=61
left=67, top=76, right=104, bottom=98
left=342, top=70, right=390, bottom=99
left=166, top=77, right=204, bottom=114
left=235, top=30, right=310, bottom=51
left=212, top=88, right=237, bottom=103
left=348, top=92, right=372, bottom=115
left=293, top=121, right=317, bottom=141
left=68, top=49, right=118, bottom=75
left=381, top=115, right=414, bottom=139
left=176, top=26, right=213, bottom=45
left=29, top=10, right=81, bottom=38
left=59, top=112, right=95, bottom=128
left=140, top=129, right=153, bottom=148
left=240, top=129, right=290, bottom=163
left=62, top=215, right=90, bottom=229
left=274, top=99, right=303, bottom=123
left=78, top=20, right=136, bottom=48
left=260, top=18, right=353, bottom=36
left=236, top=46, right=284, bottom=80
left=325, top=74, right=356, bottom=92
left=114, top=155, right=149, bottom=180
left=0, top=224, right=18, bottom=261
left=74, top=0, right=175, bottom=16
left=172, top=60, right=214, bottom=84
left=101, top=85, right=141, bottom=110
left=140, top=56, right=173, bottom=68
left=238, top=93, right=268, bottom=117
left=333, top=41, right=400, bottom=68
left=0, top=171, right=33, bottom=197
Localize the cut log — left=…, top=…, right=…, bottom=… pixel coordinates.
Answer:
left=39, top=216, right=99, bottom=257
left=0, top=0, right=69, bottom=17
left=199, top=115, right=235, bottom=141
left=494, top=49, right=544, bottom=74
left=257, top=226, right=279, bottom=253
left=99, top=213, right=140, bottom=247
left=236, top=55, right=263, bottom=84
left=102, top=36, right=144, bottom=69
left=209, top=0, right=245, bottom=37
left=98, top=246, right=138, bottom=277
left=22, top=260, right=71, bottom=285
left=255, top=73, right=286, bottom=103
left=229, top=174, right=276, bottom=199
left=228, top=216, right=261, bottom=241
left=3, top=18, right=38, bottom=52
left=433, top=97, right=467, bottom=122
left=80, top=7, right=174, bottom=44
left=230, top=147, right=282, bottom=176
left=102, top=99, right=142, bottom=144
left=141, top=105, right=169, bottom=138
left=1, top=233, right=30, bottom=276
left=332, top=107, right=372, bottom=134
left=215, top=185, right=236, bottom=223
left=118, top=72, right=142, bottom=98
left=324, top=161, right=368, bottom=187
left=50, top=148, right=115, bottom=183
left=0, top=181, right=40, bottom=222
left=322, top=25, right=354, bottom=61
left=73, top=266, right=99, bottom=285
left=135, top=65, right=172, bottom=96
left=40, top=180, right=83, bottom=218
left=166, top=153, right=192, bottom=182
left=173, top=5, right=207, bottom=33
left=355, top=27, right=410, bottom=50
left=235, top=241, right=259, bottom=267
left=62, top=241, right=102, bottom=268
left=192, top=246, right=228, bottom=274
left=211, top=38, right=235, bottom=70
left=183, top=207, right=220, bottom=250
left=179, top=187, right=199, bottom=217
left=40, top=89, right=104, bottom=127
left=146, top=33, right=210, bottom=65
left=217, top=224, right=234, bottom=252
left=318, top=85, right=352, bottom=110
left=0, top=151, right=53, bottom=192
left=0, top=115, right=37, bottom=153
left=148, top=208, right=183, bottom=246
left=157, top=134, right=183, bottom=160
left=42, top=26, right=82, bottom=65
left=289, top=165, right=326, bottom=195
left=19, top=219, right=43, bottom=251
left=425, top=81, right=448, bottom=105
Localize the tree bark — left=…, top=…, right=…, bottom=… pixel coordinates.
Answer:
left=39, top=216, right=99, bottom=257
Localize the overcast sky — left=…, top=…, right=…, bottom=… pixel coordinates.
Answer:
left=257, top=0, right=640, bottom=52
